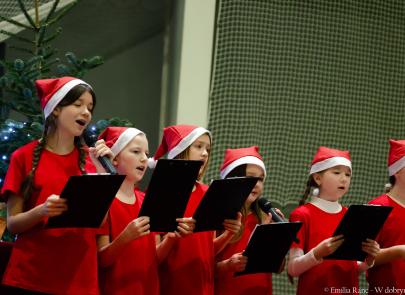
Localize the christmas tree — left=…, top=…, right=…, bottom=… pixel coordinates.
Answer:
left=0, top=0, right=133, bottom=241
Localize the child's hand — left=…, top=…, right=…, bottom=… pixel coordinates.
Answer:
left=269, top=208, right=285, bottom=223
left=362, top=238, right=380, bottom=267
left=313, top=235, right=344, bottom=260
left=123, top=216, right=150, bottom=241
left=223, top=212, right=242, bottom=234
left=88, top=139, right=114, bottom=173
left=175, top=217, right=196, bottom=237
left=226, top=252, right=248, bottom=272
left=41, top=194, right=67, bottom=217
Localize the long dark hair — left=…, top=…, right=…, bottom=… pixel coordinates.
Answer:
left=299, top=175, right=319, bottom=206
left=225, top=164, right=266, bottom=242
left=20, top=84, right=96, bottom=209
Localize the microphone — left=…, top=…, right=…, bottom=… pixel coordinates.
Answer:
left=83, top=128, right=117, bottom=175
left=258, top=198, right=285, bottom=223
left=258, top=197, right=300, bottom=243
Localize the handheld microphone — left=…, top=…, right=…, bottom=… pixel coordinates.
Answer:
left=258, top=198, right=285, bottom=223
left=83, top=128, right=117, bottom=175
left=258, top=197, right=300, bottom=243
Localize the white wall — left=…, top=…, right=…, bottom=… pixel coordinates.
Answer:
left=161, top=0, right=216, bottom=129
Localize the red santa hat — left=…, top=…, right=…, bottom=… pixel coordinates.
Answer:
left=310, top=146, right=351, bottom=175
left=148, top=124, right=211, bottom=168
left=35, top=76, right=92, bottom=119
left=220, top=146, right=266, bottom=179
left=98, top=126, right=145, bottom=157
left=387, top=139, right=405, bottom=176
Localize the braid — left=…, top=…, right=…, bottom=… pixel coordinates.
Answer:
left=299, top=176, right=317, bottom=206
left=75, top=137, right=87, bottom=175
left=21, top=135, right=46, bottom=210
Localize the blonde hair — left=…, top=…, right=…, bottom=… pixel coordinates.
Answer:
left=174, top=133, right=211, bottom=181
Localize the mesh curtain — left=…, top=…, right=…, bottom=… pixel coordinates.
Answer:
left=206, top=1, right=405, bottom=294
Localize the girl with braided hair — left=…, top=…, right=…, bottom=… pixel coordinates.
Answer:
left=0, top=77, right=106, bottom=294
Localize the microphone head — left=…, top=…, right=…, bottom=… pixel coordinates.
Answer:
left=258, top=197, right=272, bottom=213
left=83, top=127, right=98, bottom=147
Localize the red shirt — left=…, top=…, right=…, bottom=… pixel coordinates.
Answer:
left=1, top=141, right=100, bottom=295
left=215, top=213, right=272, bottom=295
left=99, top=189, right=159, bottom=295
left=289, top=203, right=359, bottom=295
left=159, top=182, right=215, bottom=295
left=367, top=194, right=405, bottom=291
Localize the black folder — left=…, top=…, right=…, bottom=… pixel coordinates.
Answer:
left=47, top=174, right=126, bottom=228
left=325, top=204, right=393, bottom=261
left=236, top=222, right=302, bottom=275
left=193, top=177, right=259, bottom=232
left=138, top=159, right=202, bottom=232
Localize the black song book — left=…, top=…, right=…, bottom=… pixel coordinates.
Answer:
left=47, top=174, right=125, bottom=228
left=138, top=159, right=202, bottom=232
left=325, top=204, right=393, bottom=261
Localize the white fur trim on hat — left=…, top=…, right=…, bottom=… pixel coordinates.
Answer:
left=111, top=128, right=144, bottom=157
left=388, top=155, right=405, bottom=176
left=43, top=79, right=91, bottom=119
left=310, top=156, right=352, bottom=175
left=167, top=127, right=211, bottom=159
left=220, top=156, right=266, bottom=179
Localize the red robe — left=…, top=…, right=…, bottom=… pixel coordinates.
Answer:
left=99, top=189, right=159, bottom=295
left=289, top=203, right=358, bottom=295
left=215, top=213, right=272, bottom=295
left=367, top=194, right=405, bottom=292
left=159, top=182, right=215, bottom=295
left=1, top=141, right=99, bottom=295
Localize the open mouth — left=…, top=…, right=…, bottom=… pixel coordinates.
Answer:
left=136, top=166, right=145, bottom=172
left=76, top=119, right=87, bottom=126
left=338, top=186, right=345, bottom=190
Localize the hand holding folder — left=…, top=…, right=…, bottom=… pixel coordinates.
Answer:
left=325, top=204, right=393, bottom=261
left=47, top=174, right=126, bottom=228
left=193, top=177, right=259, bottom=232
left=236, top=222, right=302, bottom=275
left=138, top=159, right=202, bottom=232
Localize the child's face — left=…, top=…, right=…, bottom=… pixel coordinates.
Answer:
left=53, top=91, right=94, bottom=137
left=245, top=164, right=265, bottom=207
left=187, top=133, right=211, bottom=176
left=314, top=165, right=352, bottom=201
left=114, top=134, right=149, bottom=184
